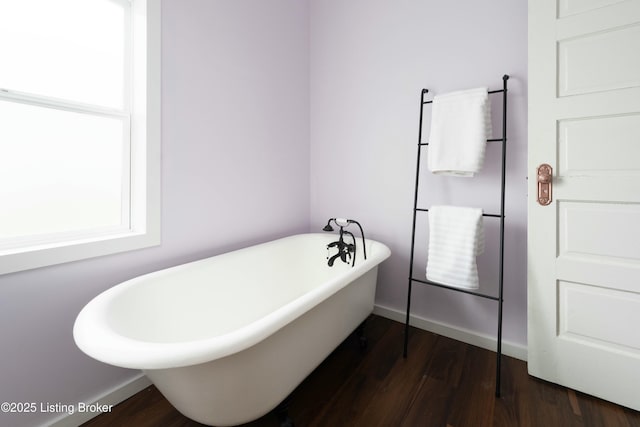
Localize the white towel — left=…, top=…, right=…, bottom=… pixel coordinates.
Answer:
left=426, top=206, right=484, bottom=289
left=427, top=87, right=491, bottom=177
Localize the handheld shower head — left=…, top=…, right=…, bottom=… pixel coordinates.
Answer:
left=322, top=218, right=335, bottom=232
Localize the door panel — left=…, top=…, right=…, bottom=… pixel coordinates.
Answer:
left=558, top=281, right=640, bottom=353
left=559, top=202, right=640, bottom=261
left=557, top=0, right=627, bottom=18
left=558, top=114, right=640, bottom=176
left=557, top=24, right=640, bottom=96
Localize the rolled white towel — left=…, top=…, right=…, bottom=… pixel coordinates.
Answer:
left=426, top=205, right=484, bottom=289
left=427, top=87, right=491, bottom=177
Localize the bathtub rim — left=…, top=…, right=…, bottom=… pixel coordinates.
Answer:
left=73, top=233, right=390, bottom=369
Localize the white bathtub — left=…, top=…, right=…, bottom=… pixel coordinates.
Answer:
left=74, top=233, right=390, bottom=426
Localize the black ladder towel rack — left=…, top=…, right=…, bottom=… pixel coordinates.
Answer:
left=403, top=75, right=509, bottom=397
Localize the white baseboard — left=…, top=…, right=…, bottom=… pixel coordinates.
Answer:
left=45, top=374, right=152, bottom=427
left=373, top=304, right=528, bottom=362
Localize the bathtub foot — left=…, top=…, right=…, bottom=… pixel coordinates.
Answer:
left=275, top=396, right=295, bottom=427
left=359, top=334, right=368, bottom=350
left=356, top=322, right=368, bottom=350
left=279, top=415, right=294, bottom=427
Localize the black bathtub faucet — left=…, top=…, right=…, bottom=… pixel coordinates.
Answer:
left=322, top=218, right=367, bottom=267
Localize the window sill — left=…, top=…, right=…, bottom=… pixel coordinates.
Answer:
left=0, top=227, right=160, bottom=275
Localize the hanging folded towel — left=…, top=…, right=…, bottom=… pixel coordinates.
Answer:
left=426, top=205, right=484, bottom=289
left=427, top=87, right=491, bottom=177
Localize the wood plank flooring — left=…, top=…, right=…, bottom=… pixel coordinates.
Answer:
left=82, top=316, right=640, bottom=427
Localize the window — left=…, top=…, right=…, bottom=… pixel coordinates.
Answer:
left=0, top=0, right=160, bottom=274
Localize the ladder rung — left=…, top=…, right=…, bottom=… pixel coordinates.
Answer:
left=410, top=277, right=501, bottom=301
left=421, top=88, right=506, bottom=104
left=418, top=138, right=504, bottom=146
left=415, top=208, right=502, bottom=218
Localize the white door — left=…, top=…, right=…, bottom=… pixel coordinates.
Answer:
left=528, top=0, right=640, bottom=411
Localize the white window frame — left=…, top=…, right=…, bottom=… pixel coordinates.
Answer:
left=0, top=0, right=161, bottom=275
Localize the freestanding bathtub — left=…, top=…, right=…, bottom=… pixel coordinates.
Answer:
left=74, top=233, right=390, bottom=426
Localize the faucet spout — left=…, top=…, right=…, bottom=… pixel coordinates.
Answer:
left=327, top=251, right=342, bottom=267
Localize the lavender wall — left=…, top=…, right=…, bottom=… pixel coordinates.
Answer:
left=309, top=0, right=528, bottom=347
left=0, top=1, right=310, bottom=426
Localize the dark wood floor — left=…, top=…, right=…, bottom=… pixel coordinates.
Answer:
left=82, top=315, right=640, bottom=427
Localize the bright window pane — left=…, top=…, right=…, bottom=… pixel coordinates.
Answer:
left=0, top=100, right=127, bottom=242
left=0, top=0, right=126, bottom=109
